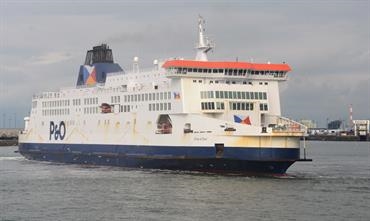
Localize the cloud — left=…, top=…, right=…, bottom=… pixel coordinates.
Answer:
left=27, top=51, right=72, bottom=65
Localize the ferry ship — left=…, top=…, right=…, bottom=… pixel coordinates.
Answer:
left=18, top=17, right=311, bottom=175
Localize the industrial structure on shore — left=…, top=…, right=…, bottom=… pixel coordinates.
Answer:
left=0, top=128, right=19, bottom=146
left=299, top=118, right=369, bottom=141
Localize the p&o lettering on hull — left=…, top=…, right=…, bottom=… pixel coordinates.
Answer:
left=49, top=121, right=66, bottom=140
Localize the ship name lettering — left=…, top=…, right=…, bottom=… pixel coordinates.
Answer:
left=194, top=137, right=207, bottom=141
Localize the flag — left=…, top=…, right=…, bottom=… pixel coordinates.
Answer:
left=173, top=92, right=181, bottom=99
left=234, top=115, right=251, bottom=125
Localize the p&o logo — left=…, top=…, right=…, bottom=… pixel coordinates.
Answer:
left=49, top=121, right=66, bottom=140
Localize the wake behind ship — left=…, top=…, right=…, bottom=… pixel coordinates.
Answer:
left=18, top=17, right=311, bottom=175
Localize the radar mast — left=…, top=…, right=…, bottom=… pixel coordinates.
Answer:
left=195, top=16, right=214, bottom=61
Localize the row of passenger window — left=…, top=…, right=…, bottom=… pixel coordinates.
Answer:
left=42, top=108, right=70, bottom=116
left=225, top=69, right=286, bottom=77
left=124, top=92, right=172, bottom=103
left=201, top=101, right=268, bottom=112
left=229, top=102, right=254, bottom=111
left=201, top=91, right=267, bottom=100
left=172, top=67, right=224, bottom=74
left=83, top=107, right=99, bottom=114
left=72, top=99, right=81, bottom=106
left=111, top=96, right=120, bottom=104
left=84, top=97, right=98, bottom=105
left=201, top=102, right=225, bottom=110
left=120, top=105, right=130, bottom=113
left=148, top=103, right=172, bottom=111
left=42, top=100, right=70, bottom=108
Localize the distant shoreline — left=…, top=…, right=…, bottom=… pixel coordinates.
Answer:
left=303, top=135, right=369, bottom=142
left=0, top=139, right=18, bottom=146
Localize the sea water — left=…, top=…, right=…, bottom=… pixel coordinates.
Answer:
left=0, top=141, right=369, bottom=221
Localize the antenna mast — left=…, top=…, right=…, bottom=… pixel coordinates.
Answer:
left=349, top=104, right=353, bottom=129
left=195, top=15, right=215, bottom=61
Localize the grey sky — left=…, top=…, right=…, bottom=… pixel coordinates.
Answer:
left=0, top=0, right=369, bottom=128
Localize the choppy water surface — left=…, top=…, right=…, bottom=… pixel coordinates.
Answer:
left=0, top=141, right=369, bottom=221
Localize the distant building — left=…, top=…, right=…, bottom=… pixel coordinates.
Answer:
left=308, top=128, right=327, bottom=136
left=328, top=120, right=342, bottom=129
left=353, top=120, right=370, bottom=140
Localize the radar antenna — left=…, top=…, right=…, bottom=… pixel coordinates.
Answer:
left=195, top=15, right=215, bottom=61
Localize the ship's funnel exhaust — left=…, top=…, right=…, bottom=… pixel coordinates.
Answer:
left=76, top=44, right=123, bottom=87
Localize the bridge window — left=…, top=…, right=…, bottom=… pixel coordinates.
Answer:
left=242, top=92, right=246, bottom=99
left=201, top=91, right=205, bottom=99
left=260, top=103, right=268, bottom=111
left=208, top=91, right=214, bottom=98
left=232, top=102, right=236, bottom=110
left=216, top=102, right=225, bottom=110
left=219, top=91, right=224, bottom=98
left=201, top=102, right=215, bottom=110
left=237, top=92, right=241, bottom=99
left=259, top=92, right=263, bottom=100
left=237, top=102, right=241, bottom=110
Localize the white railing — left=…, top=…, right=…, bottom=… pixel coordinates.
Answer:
left=245, top=74, right=287, bottom=81
left=262, top=114, right=307, bottom=133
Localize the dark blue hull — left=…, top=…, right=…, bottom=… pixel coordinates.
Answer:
left=18, top=143, right=300, bottom=174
